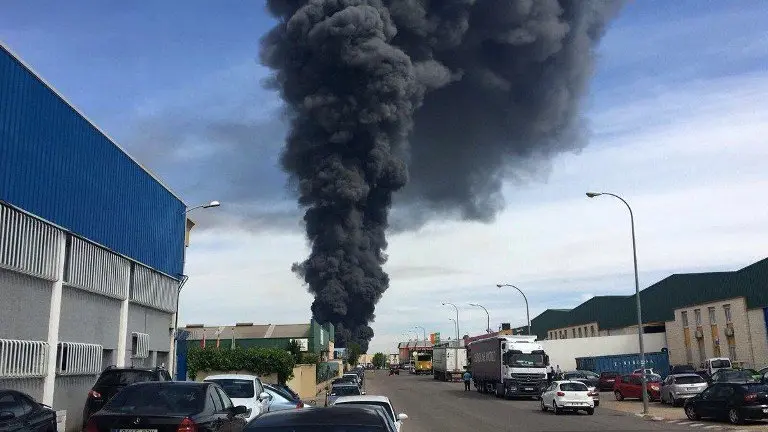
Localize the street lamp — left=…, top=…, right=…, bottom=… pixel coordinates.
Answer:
left=414, top=326, right=427, bottom=342
left=496, top=284, right=530, bottom=335
left=586, top=191, right=648, bottom=414
left=441, top=302, right=460, bottom=341
left=469, top=303, right=491, bottom=333
left=185, top=200, right=221, bottom=213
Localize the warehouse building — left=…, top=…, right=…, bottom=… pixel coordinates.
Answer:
left=529, top=258, right=768, bottom=369
left=0, top=43, right=185, bottom=430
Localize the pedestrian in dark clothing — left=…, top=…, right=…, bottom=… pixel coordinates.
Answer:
left=463, top=371, right=472, bottom=391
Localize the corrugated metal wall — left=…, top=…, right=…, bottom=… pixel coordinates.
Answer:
left=0, top=44, right=185, bottom=277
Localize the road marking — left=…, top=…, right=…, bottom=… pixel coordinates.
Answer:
left=689, top=423, right=704, bottom=427
left=668, top=420, right=681, bottom=423
left=678, top=422, right=692, bottom=425
left=703, top=426, right=720, bottom=429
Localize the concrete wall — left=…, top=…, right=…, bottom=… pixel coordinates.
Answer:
left=0, top=268, right=51, bottom=340
left=59, top=286, right=121, bottom=349
left=540, top=333, right=667, bottom=371
left=0, top=378, right=44, bottom=401
left=125, top=304, right=172, bottom=365
left=547, top=322, right=599, bottom=340
left=747, top=308, right=768, bottom=368
left=53, top=376, right=95, bottom=431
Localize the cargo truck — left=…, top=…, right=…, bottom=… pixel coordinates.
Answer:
left=432, top=343, right=467, bottom=382
left=467, top=335, right=549, bottom=399
left=411, top=351, right=433, bottom=375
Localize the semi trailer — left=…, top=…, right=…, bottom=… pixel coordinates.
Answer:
left=432, top=343, right=467, bottom=382
left=468, top=335, right=549, bottom=399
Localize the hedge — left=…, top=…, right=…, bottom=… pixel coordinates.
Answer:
left=187, top=346, right=295, bottom=383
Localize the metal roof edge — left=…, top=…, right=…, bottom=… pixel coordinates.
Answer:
left=0, top=40, right=186, bottom=206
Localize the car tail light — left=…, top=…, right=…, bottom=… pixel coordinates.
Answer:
left=744, top=393, right=758, bottom=403
left=556, top=392, right=565, bottom=397
left=88, top=390, right=102, bottom=399
left=177, top=418, right=197, bottom=432
left=85, top=418, right=98, bottom=432
left=588, top=392, right=598, bottom=397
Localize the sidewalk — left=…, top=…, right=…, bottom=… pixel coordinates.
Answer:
left=600, top=399, right=768, bottom=431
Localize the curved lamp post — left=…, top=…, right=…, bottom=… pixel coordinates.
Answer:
left=469, top=303, right=491, bottom=333
left=441, top=302, right=460, bottom=340
left=586, top=191, right=648, bottom=414
left=496, top=284, right=530, bottom=335
left=448, top=318, right=458, bottom=342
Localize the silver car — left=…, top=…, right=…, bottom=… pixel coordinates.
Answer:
left=262, top=384, right=308, bottom=412
left=660, top=373, right=708, bottom=406
left=325, top=383, right=364, bottom=406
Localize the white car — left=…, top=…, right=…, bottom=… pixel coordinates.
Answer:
left=540, top=380, right=595, bottom=415
left=204, top=374, right=271, bottom=421
left=343, top=373, right=362, bottom=387
left=333, top=395, right=408, bottom=431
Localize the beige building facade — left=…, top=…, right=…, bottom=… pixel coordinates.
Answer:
left=666, top=297, right=768, bottom=369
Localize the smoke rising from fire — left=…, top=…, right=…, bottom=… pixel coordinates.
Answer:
left=261, top=0, right=623, bottom=349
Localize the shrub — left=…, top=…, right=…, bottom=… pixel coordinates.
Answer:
left=187, top=347, right=295, bottom=383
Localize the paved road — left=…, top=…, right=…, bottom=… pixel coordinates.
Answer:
left=364, top=371, right=702, bottom=432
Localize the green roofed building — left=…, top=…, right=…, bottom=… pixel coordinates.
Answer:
left=530, top=257, right=768, bottom=369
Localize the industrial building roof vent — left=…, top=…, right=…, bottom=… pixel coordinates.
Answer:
left=501, top=323, right=511, bottom=330
left=235, top=322, right=254, bottom=326
left=185, top=324, right=204, bottom=328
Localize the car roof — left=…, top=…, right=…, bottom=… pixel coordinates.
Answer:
left=334, top=395, right=390, bottom=404
left=248, top=405, right=388, bottom=427
left=553, top=380, right=589, bottom=385
left=332, top=382, right=359, bottom=387
left=204, top=374, right=260, bottom=381
left=670, top=373, right=703, bottom=378
left=128, top=381, right=209, bottom=388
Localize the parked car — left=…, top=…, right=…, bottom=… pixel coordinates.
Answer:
left=710, top=369, right=758, bottom=384
left=598, top=371, right=620, bottom=391
left=271, top=384, right=301, bottom=403
left=82, top=366, right=172, bottom=428
left=613, top=374, right=663, bottom=401
left=740, top=369, right=764, bottom=382
left=703, top=357, right=732, bottom=376
left=84, top=381, right=247, bottom=432
left=342, top=373, right=362, bottom=388
left=204, top=374, right=270, bottom=422
left=632, top=368, right=657, bottom=375
left=660, top=373, right=708, bottom=406
left=325, top=383, right=364, bottom=406
left=332, top=395, right=408, bottom=432
left=0, top=390, right=57, bottom=432
left=540, top=381, right=595, bottom=415
left=684, top=382, right=768, bottom=425
left=561, top=370, right=600, bottom=389
left=262, top=384, right=306, bottom=412
left=670, top=364, right=696, bottom=375
left=245, top=405, right=397, bottom=432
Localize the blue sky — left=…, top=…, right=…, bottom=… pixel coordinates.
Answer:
left=2, top=1, right=767, bottom=353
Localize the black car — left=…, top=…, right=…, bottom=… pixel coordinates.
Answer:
left=670, top=364, right=696, bottom=375
left=709, top=369, right=758, bottom=384
left=85, top=381, right=247, bottom=432
left=684, top=383, right=768, bottom=425
left=245, top=405, right=396, bottom=432
left=83, top=366, right=172, bottom=427
left=0, top=390, right=57, bottom=432
left=562, top=371, right=600, bottom=389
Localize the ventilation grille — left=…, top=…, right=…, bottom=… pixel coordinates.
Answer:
left=66, top=236, right=129, bottom=299
left=0, top=203, right=63, bottom=280
left=0, top=339, right=49, bottom=379
left=131, top=333, right=150, bottom=359
left=56, top=342, right=103, bottom=376
left=130, top=264, right=178, bottom=312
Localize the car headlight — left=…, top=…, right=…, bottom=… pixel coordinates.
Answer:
left=651, top=386, right=660, bottom=391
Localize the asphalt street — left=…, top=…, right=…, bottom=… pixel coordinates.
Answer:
left=365, top=371, right=701, bottom=432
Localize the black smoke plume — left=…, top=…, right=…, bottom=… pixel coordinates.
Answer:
left=261, top=0, right=624, bottom=349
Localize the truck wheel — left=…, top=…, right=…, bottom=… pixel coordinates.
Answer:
left=446, top=373, right=452, bottom=382
left=495, top=384, right=504, bottom=398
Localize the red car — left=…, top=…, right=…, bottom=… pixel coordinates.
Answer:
left=598, top=371, right=620, bottom=391
left=613, top=373, right=663, bottom=401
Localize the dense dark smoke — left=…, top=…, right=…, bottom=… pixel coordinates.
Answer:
left=261, top=0, right=623, bottom=349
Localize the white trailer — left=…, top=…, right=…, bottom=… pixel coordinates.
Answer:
left=433, top=343, right=467, bottom=382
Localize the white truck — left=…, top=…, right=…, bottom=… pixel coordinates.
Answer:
left=432, top=343, right=467, bottom=382
left=468, top=335, right=549, bottom=399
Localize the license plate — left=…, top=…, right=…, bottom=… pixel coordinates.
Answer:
left=525, top=387, right=534, bottom=391
left=113, top=429, right=157, bottom=432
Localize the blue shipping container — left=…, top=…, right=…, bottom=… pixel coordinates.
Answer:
left=0, top=44, right=185, bottom=276
left=576, top=352, right=670, bottom=378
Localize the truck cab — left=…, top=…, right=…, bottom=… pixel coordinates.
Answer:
left=411, top=351, right=433, bottom=375
left=468, top=335, right=550, bottom=399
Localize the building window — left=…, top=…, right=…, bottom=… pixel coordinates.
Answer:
left=708, top=307, right=716, bottom=324
left=681, top=311, right=689, bottom=327
left=694, top=309, right=702, bottom=326
left=590, top=326, right=595, bottom=337
left=723, top=304, right=732, bottom=323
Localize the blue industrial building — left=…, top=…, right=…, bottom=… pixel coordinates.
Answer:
left=1, top=42, right=186, bottom=431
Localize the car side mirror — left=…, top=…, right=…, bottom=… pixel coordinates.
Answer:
left=398, top=413, right=408, bottom=421
left=0, top=412, right=15, bottom=422
left=232, top=405, right=248, bottom=415
left=259, top=392, right=272, bottom=401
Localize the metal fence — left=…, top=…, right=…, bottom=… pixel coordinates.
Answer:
left=316, top=361, right=340, bottom=384
left=130, top=264, right=178, bottom=312
left=66, top=236, right=129, bottom=300
left=0, top=339, right=49, bottom=378
left=55, top=342, right=103, bottom=376
left=0, top=203, right=63, bottom=280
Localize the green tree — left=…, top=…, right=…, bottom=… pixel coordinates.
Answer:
left=187, top=346, right=295, bottom=383
left=347, top=342, right=363, bottom=366
left=286, top=340, right=302, bottom=364
left=372, top=352, right=386, bottom=369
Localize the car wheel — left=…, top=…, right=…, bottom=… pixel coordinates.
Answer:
left=669, top=395, right=677, bottom=407
left=553, top=401, right=561, bottom=415
left=614, top=391, right=623, bottom=401
left=594, top=401, right=599, bottom=407
left=541, top=399, right=548, bottom=411
left=685, top=405, right=700, bottom=421
left=728, top=408, right=744, bottom=425
left=587, top=408, right=595, bottom=415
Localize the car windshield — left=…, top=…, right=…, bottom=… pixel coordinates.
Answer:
left=601, top=372, right=618, bottom=378
left=583, top=371, right=599, bottom=378
left=711, top=360, right=731, bottom=368
left=104, top=384, right=204, bottom=415
left=560, top=383, right=588, bottom=391
left=265, top=386, right=294, bottom=401
left=505, top=353, right=545, bottom=368
left=673, top=366, right=695, bottom=373
left=205, top=379, right=254, bottom=398
left=331, top=386, right=361, bottom=396
left=96, top=370, right=155, bottom=387
left=719, top=370, right=754, bottom=381
left=563, top=373, right=582, bottom=379
left=646, top=375, right=662, bottom=383
left=675, top=376, right=705, bottom=384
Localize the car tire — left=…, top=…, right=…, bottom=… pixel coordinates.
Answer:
left=553, top=401, right=561, bottom=415
left=540, top=399, right=548, bottom=412
left=614, top=391, right=623, bottom=401
left=669, top=395, right=677, bottom=407
left=685, top=405, right=700, bottom=421
left=728, top=408, right=744, bottom=425
left=587, top=408, right=595, bottom=415
left=495, top=384, right=504, bottom=398
left=594, top=401, right=600, bottom=407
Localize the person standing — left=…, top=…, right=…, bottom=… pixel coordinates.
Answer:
left=463, top=370, right=472, bottom=391
left=547, top=365, right=554, bottom=383
left=555, top=365, right=562, bottom=380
